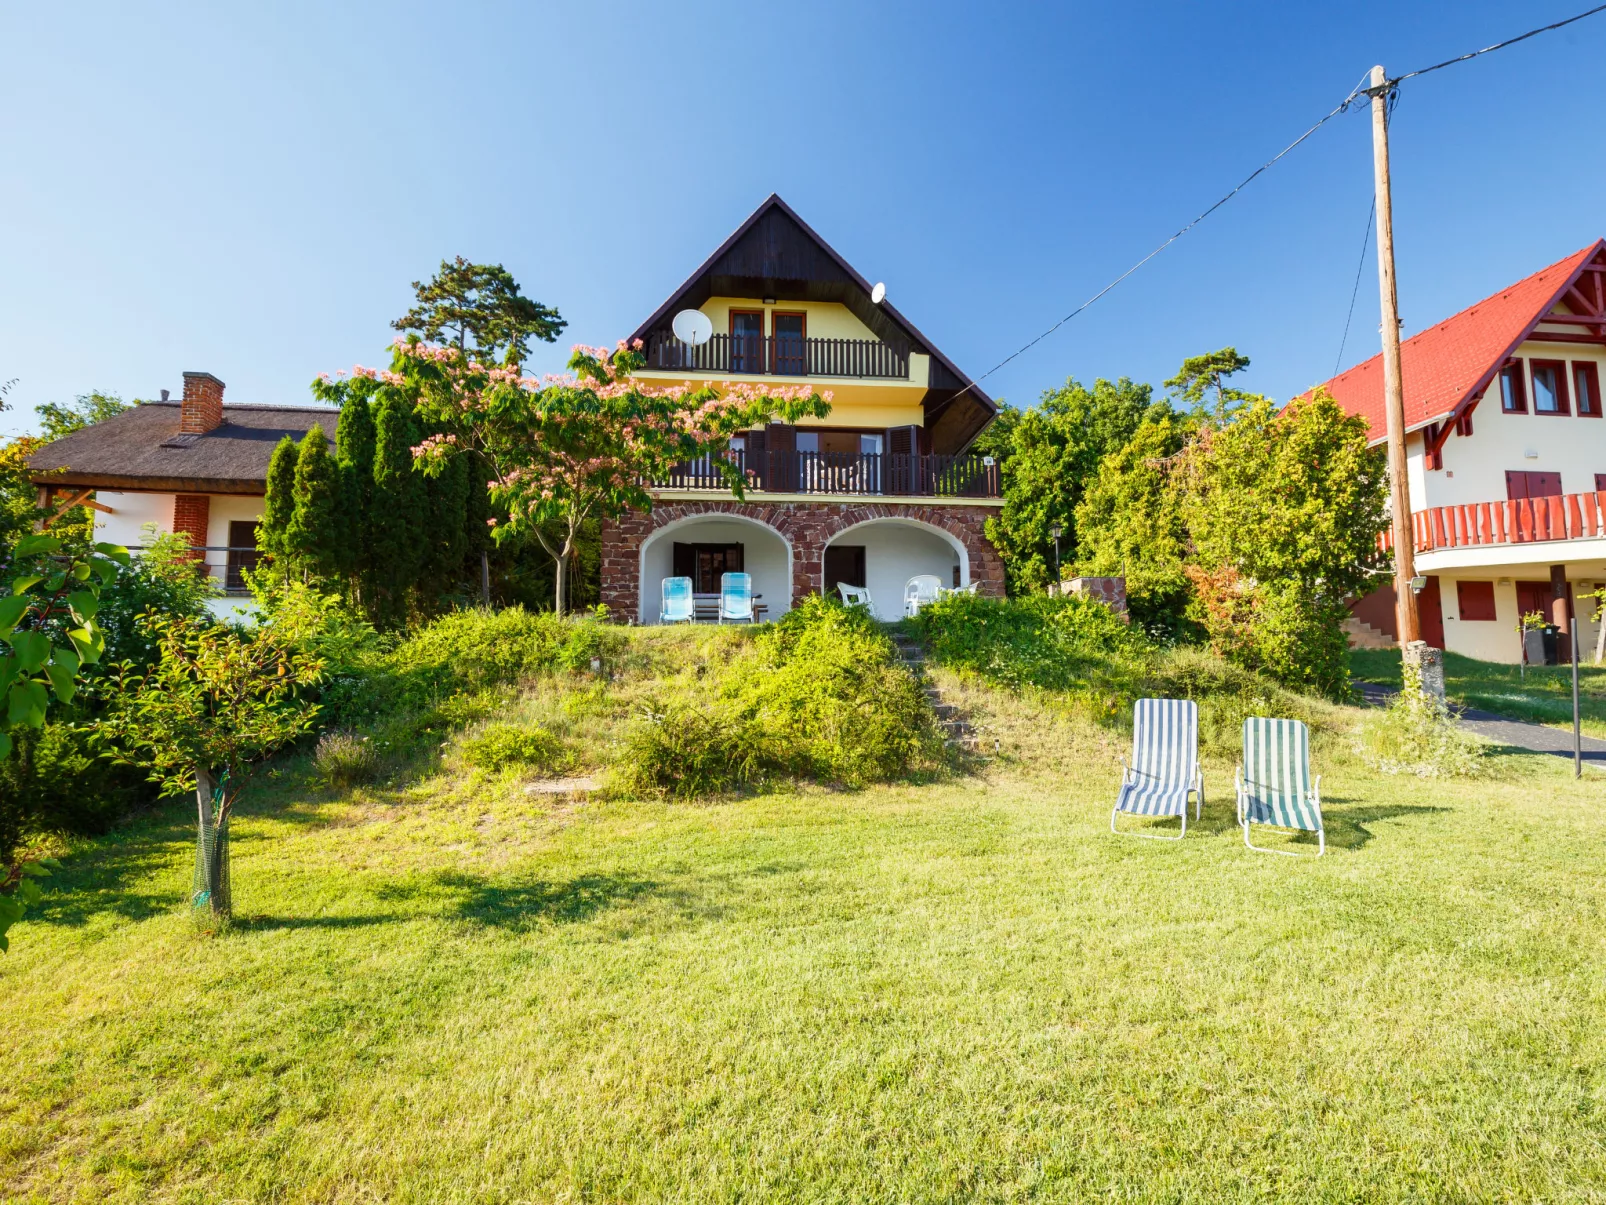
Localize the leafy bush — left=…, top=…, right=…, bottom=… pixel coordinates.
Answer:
left=1356, top=685, right=1490, bottom=779
left=0, top=722, right=151, bottom=846
left=460, top=724, right=565, bottom=773
left=622, top=597, right=941, bottom=798
left=1149, top=646, right=1321, bottom=757
left=313, top=730, right=382, bottom=788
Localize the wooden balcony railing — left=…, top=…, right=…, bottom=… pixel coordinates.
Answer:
left=658, top=450, right=1000, bottom=498
left=644, top=332, right=911, bottom=380
left=1380, top=490, right=1606, bottom=554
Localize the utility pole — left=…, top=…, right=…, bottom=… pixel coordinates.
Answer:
left=1370, top=64, right=1421, bottom=649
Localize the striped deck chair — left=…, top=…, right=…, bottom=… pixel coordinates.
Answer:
left=1111, top=698, right=1203, bottom=840
left=1235, top=717, right=1324, bottom=857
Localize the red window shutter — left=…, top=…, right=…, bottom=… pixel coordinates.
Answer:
left=1506, top=470, right=1528, bottom=500
left=1535, top=472, right=1563, bottom=498
left=1457, top=580, right=1497, bottom=622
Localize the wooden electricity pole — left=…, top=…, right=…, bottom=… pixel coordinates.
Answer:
left=1370, top=63, right=1421, bottom=646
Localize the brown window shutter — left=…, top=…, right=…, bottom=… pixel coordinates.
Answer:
left=672, top=542, right=695, bottom=579
left=884, top=425, right=918, bottom=494
left=767, top=423, right=796, bottom=491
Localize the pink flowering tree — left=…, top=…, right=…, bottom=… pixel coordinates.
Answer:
left=323, top=337, right=832, bottom=615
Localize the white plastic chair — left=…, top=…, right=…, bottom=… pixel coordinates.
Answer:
left=837, top=583, right=873, bottom=610
left=719, top=572, right=755, bottom=623
left=903, top=574, right=943, bottom=617
left=660, top=576, right=694, bottom=624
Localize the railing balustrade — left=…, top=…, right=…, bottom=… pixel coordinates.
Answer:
left=125, top=543, right=260, bottom=594
left=656, top=450, right=1000, bottom=498
left=1379, top=489, right=1606, bottom=554
left=645, top=332, right=911, bottom=380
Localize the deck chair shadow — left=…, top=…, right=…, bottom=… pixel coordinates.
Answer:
left=904, top=574, right=942, bottom=617
left=1236, top=717, right=1324, bottom=857
left=1112, top=698, right=1203, bottom=840
left=837, top=583, right=873, bottom=610
left=719, top=572, right=755, bottom=623
left=661, top=575, right=694, bottom=624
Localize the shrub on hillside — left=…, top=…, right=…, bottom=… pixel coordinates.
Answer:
left=313, top=731, right=383, bottom=788
left=622, top=597, right=942, bottom=798
left=460, top=724, right=566, bottom=774
left=1355, top=680, right=1491, bottom=779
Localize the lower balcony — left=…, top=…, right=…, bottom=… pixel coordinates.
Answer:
left=656, top=450, right=1000, bottom=499
left=1382, top=489, right=1606, bottom=554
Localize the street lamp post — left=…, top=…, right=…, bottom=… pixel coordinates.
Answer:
left=1050, top=525, right=1062, bottom=589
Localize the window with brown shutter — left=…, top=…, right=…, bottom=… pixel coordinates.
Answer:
left=1457, top=580, right=1497, bottom=622
left=1501, top=361, right=1527, bottom=413
left=1574, top=361, right=1602, bottom=417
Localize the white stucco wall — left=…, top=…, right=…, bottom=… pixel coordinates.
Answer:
left=90, top=490, right=262, bottom=620
left=825, top=520, right=965, bottom=622
left=639, top=518, right=792, bottom=624
left=1410, top=342, right=1606, bottom=511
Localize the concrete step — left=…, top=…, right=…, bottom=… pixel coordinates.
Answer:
left=1343, top=616, right=1394, bottom=651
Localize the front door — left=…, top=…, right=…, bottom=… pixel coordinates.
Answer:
left=823, top=545, right=865, bottom=600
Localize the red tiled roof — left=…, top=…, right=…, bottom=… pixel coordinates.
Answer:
left=1310, top=240, right=1605, bottom=442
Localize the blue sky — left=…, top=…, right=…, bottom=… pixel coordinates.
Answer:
left=3, top=1, right=1602, bottom=436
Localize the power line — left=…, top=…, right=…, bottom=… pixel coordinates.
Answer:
left=944, top=3, right=1606, bottom=413
left=1334, top=194, right=1376, bottom=379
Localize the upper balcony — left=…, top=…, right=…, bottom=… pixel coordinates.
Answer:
left=656, top=448, right=1000, bottom=499
left=1381, top=488, right=1606, bottom=562
left=643, top=331, right=911, bottom=381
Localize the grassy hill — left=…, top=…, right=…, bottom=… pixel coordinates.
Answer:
left=2, top=641, right=1603, bottom=1201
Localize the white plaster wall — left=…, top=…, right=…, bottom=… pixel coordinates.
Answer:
left=639, top=519, right=791, bottom=624
left=1415, top=342, right=1606, bottom=510
left=93, top=490, right=174, bottom=548
left=206, top=495, right=265, bottom=549
left=827, top=522, right=964, bottom=622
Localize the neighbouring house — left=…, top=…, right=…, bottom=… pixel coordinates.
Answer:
left=27, top=371, right=339, bottom=616
left=1315, top=240, right=1606, bottom=664
left=602, top=194, right=1006, bottom=624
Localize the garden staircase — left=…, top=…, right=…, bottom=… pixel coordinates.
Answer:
left=890, top=631, right=980, bottom=751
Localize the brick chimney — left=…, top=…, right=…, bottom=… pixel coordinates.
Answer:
left=179, top=371, right=226, bottom=433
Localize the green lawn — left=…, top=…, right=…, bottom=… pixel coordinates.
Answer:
left=1351, top=646, right=1606, bottom=738
left=3, top=688, right=1604, bottom=1202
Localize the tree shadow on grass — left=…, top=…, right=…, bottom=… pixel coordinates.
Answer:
left=30, top=802, right=197, bottom=929
left=374, top=869, right=713, bottom=931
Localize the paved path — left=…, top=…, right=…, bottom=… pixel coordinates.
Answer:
left=1355, top=681, right=1606, bottom=763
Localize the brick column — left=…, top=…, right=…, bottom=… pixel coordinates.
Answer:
left=172, top=494, right=211, bottom=558
left=180, top=371, right=225, bottom=434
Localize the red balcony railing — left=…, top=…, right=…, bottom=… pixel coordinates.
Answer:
left=1380, top=490, right=1606, bottom=554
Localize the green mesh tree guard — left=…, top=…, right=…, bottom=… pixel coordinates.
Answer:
left=191, top=774, right=232, bottom=922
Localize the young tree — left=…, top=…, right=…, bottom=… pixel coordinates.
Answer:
left=259, top=436, right=298, bottom=572
left=986, top=377, right=1165, bottom=594
left=284, top=425, right=340, bottom=582
left=393, top=257, right=565, bottom=366
left=1164, top=347, right=1253, bottom=419
left=334, top=395, right=376, bottom=589
left=103, top=617, right=322, bottom=923
left=368, top=392, right=426, bottom=626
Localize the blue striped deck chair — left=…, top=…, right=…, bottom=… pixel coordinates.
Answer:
left=1235, top=717, right=1324, bottom=857
left=1112, top=698, right=1203, bottom=840
left=661, top=576, right=694, bottom=624
left=719, top=572, right=755, bottom=623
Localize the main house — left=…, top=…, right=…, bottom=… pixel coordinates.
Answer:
left=1316, top=240, right=1606, bottom=664
left=27, top=373, right=337, bottom=615
left=600, top=194, right=1005, bottom=624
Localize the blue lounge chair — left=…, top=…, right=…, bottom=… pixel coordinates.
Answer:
left=1112, top=698, right=1203, bottom=840
left=1236, top=717, right=1324, bottom=857
left=719, top=572, right=755, bottom=623
left=661, top=575, right=694, bottom=624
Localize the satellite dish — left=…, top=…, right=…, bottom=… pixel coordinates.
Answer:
left=870, top=281, right=886, bottom=305
left=672, top=309, right=714, bottom=346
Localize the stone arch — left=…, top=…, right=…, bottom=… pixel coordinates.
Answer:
left=637, top=508, right=793, bottom=624
left=818, top=513, right=971, bottom=620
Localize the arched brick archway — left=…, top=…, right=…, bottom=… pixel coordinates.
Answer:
left=600, top=500, right=1004, bottom=622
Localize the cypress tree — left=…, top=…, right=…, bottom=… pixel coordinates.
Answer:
left=335, top=396, right=377, bottom=594
left=368, top=394, right=425, bottom=627
left=259, top=436, right=299, bottom=576
left=418, top=445, right=470, bottom=610
left=285, top=425, right=340, bottom=584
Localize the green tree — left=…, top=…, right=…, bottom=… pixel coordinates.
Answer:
left=393, top=257, right=566, bottom=366
left=35, top=390, right=133, bottom=441
left=968, top=401, right=1020, bottom=465
left=259, top=436, right=298, bottom=572
left=103, top=616, right=322, bottom=924
left=1172, top=390, right=1388, bottom=697
left=334, top=396, right=376, bottom=589
left=368, top=392, right=426, bottom=627
left=285, top=425, right=340, bottom=581
left=1073, top=410, right=1195, bottom=637
left=1164, top=347, right=1253, bottom=419
left=986, top=377, right=1164, bottom=594
left=418, top=443, right=471, bottom=606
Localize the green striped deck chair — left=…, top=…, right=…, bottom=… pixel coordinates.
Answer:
left=1235, top=717, right=1324, bottom=857
left=1111, top=698, right=1203, bottom=841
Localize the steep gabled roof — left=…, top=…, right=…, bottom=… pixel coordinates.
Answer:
left=1311, top=240, right=1606, bottom=442
left=630, top=194, right=996, bottom=451
left=27, top=402, right=339, bottom=494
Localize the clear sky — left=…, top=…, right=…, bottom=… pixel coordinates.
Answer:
left=3, top=1, right=1602, bottom=436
